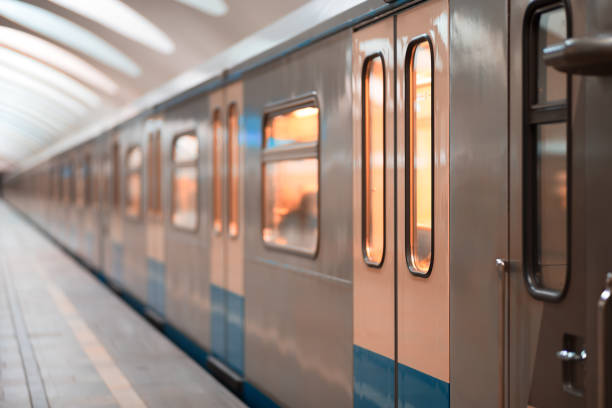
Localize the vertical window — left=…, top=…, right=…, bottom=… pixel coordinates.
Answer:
left=227, top=104, right=240, bottom=238
left=362, top=55, right=385, bottom=266
left=524, top=3, right=569, bottom=300
left=125, top=146, right=143, bottom=218
left=148, top=130, right=162, bottom=215
left=262, top=99, right=319, bottom=255
left=84, top=155, right=92, bottom=206
left=407, top=39, right=433, bottom=276
left=68, top=163, right=75, bottom=204
left=112, top=142, right=120, bottom=209
left=212, top=110, right=223, bottom=233
left=76, top=160, right=85, bottom=208
left=172, top=133, right=199, bottom=230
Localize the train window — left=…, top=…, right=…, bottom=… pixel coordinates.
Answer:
left=262, top=98, right=319, bottom=255
left=68, top=163, right=75, bottom=204
left=536, top=7, right=566, bottom=104
left=112, top=142, right=120, bottom=209
left=228, top=104, right=239, bottom=238
left=407, top=39, right=433, bottom=276
left=125, top=146, right=143, bottom=218
left=524, top=2, right=569, bottom=300
left=85, top=155, right=92, bottom=206
left=76, top=161, right=85, bottom=208
left=362, top=55, right=385, bottom=266
left=212, top=110, right=223, bottom=233
left=147, top=131, right=162, bottom=215
left=171, top=133, right=199, bottom=231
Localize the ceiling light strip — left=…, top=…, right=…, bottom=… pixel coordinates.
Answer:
left=0, top=0, right=141, bottom=77
left=49, top=0, right=175, bottom=54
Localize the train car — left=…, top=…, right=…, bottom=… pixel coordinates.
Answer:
left=4, top=0, right=612, bottom=407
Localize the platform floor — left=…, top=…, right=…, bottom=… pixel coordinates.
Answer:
left=0, top=202, right=245, bottom=408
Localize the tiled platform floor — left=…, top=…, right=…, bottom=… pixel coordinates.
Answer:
left=0, top=202, right=245, bottom=408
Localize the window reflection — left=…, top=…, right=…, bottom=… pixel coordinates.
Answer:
left=263, top=159, right=318, bottom=253
left=536, top=122, right=567, bottom=291
left=363, top=56, right=385, bottom=265
left=125, top=146, right=142, bottom=217
left=408, top=41, right=433, bottom=274
left=262, top=101, right=319, bottom=254
left=228, top=104, right=239, bottom=237
left=537, top=7, right=567, bottom=104
left=172, top=133, right=198, bottom=231
left=212, top=110, right=223, bottom=233
left=264, top=106, right=318, bottom=148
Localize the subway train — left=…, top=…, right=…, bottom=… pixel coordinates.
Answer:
left=4, top=0, right=612, bottom=407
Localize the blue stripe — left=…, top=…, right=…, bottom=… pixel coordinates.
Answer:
left=111, top=242, right=123, bottom=282
left=227, top=290, right=244, bottom=375
left=398, top=362, right=449, bottom=408
left=353, top=345, right=395, bottom=408
left=210, top=284, right=227, bottom=359
left=243, top=382, right=280, bottom=408
left=147, top=258, right=165, bottom=316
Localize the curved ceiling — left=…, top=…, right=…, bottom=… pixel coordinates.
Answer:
left=0, top=0, right=313, bottom=170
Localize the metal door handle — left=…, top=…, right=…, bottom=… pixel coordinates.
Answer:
left=556, top=349, right=587, bottom=362
left=543, top=34, right=612, bottom=75
left=597, top=272, right=612, bottom=408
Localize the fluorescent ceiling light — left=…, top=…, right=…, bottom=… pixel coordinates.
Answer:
left=0, top=83, right=76, bottom=126
left=0, top=105, right=62, bottom=134
left=0, top=114, right=52, bottom=143
left=0, top=48, right=101, bottom=108
left=0, top=65, right=87, bottom=116
left=0, top=27, right=118, bottom=95
left=0, top=0, right=141, bottom=77
left=49, top=0, right=175, bottom=54
left=174, top=0, right=229, bottom=17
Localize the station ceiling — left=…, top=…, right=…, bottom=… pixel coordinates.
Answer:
left=0, top=0, right=317, bottom=170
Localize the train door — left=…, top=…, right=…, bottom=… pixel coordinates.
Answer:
left=509, top=0, right=612, bottom=406
left=145, top=118, right=166, bottom=316
left=352, top=1, right=449, bottom=406
left=104, top=135, right=123, bottom=283
left=209, top=82, right=245, bottom=375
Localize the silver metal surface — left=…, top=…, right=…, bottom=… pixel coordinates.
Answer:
left=243, top=28, right=353, bottom=407
left=450, top=0, right=509, bottom=405
left=597, top=272, right=612, bottom=408
left=496, top=258, right=508, bottom=274
left=556, top=349, right=587, bottom=362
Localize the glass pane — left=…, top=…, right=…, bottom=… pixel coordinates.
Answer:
left=127, top=146, right=143, bottom=170
left=263, top=159, right=318, bottom=254
left=264, top=105, right=319, bottom=148
left=536, top=122, right=567, bottom=291
left=173, top=133, right=198, bottom=164
left=408, top=41, right=433, bottom=274
left=228, top=104, right=239, bottom=237
left=147, top=133, right=154, bottom=211
left=85, top=156, right=91, bottom=205
left=537, top=7, right=567, bottom=104
left=126, top=172, right=141, bottom=217
left=76, top=163, right=85, bottom=208
left=213, top=110, right=223, bottom=233
left=112, top=143, right=120, bottom=208
left=155, top=133, right=162, bottom=213
left=172, top=166, right=198, bottom=230
left=363, top=56, right=385, bottom=265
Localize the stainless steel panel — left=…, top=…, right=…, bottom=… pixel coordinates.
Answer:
left=449, top=0, right=509, bottom=406
left=163, top=94, right=212, bottom=349
left=243, top=30, right=353, bottom=407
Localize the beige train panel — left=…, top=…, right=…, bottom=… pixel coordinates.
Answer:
left=225, top=81, right=244, bottom=297
left=352, top=18, right=395, bottom=360
left=396, top=0, right=450, bottom=383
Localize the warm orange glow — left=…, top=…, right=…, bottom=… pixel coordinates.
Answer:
left=409, top=41, right=432, bottom=274
left=125, top=146, right=142, bottom=217
left=172, top=133, right=199, bottom=230
left=227, top=104, right=239, bottom=237
left=262, top=102, right=319, bottom=253
left=148, top=131, right=162, bottom=215
left=263, top=159, right=318, bottom=252
left=363, top=56, right=384, bottom=265
left=265, top=106, right=319, bottom=148
left=212, top=110, right=223, bottom=233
